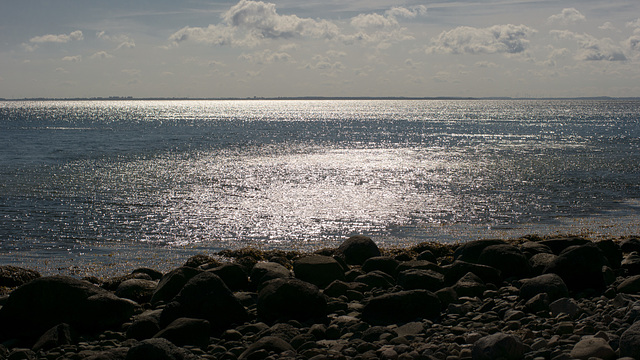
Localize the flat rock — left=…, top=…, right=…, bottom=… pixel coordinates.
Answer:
left=361, top=290, right=440, bottom=325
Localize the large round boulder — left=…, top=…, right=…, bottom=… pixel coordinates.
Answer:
left=477, top=244, right=531, bottom=279
left=453, top=239, right=506, bottom=263
left=208, top=263, right=249, bottom=291
left=620, top=320, right=640, bottom=358
left=539, top=236, right=590, bottom=254
left=362, top=289, right=441, bottom=325
left=250, top=262, right=291, bottom=288
left=397, top=269, right=445, bottom=291
left=293, top=255, right=345, bottom=288
left=443, top=260, right=501, bottom=286
left=472, top=332, right=526, bottom=360
left=0, top=276, right=137, bottom=340
left=257, top=278, right=327, bottom=323
left=151, top=267, right=203, bottom=305
left=335, top=235, right=381, bottom=265
left=162, top=272, right=248, bottom=332
left=115, top=279, right=158, bottom=304
left=543, top=243, right=607, bottom=292
left=519, top=273, right=569, bottom=301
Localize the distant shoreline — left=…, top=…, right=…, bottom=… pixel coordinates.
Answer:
left=2, top=96, right=640, bottom=102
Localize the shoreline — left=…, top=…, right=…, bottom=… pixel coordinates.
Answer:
left=3, top=233, right=640, bottom=359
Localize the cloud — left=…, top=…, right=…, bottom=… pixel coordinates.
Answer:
left=170, top=0, right=339, bottom=47
left=624, top=29, right=640, bottom=55
left=547, top=8, right=586, bottom=26
left=351, top=13, right=398, bottom=30
left=239, top=49, right=292, bottom=63
left=627, top=18, right=640, bottom=29
left=428, top=24, right=536, bottom=55
left=30, top=30, right=84, bottom=44
left=62, top=55, right=82, bottom=62
left=551, top=30, right=627, bottom=61
left=89, top=51, right=113, bottom=60
left=599, top=22, right=617, bottom=31
left=97, top=31, right=136, bottom=49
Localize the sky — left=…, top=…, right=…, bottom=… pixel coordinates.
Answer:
left=1, top=0, right=640, bottom=98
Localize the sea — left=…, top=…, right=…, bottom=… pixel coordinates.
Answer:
left=1, top=99, right=639, bottom=277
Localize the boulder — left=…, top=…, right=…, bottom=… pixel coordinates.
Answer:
left=477, top=244, right=531, bottom=279
left=543, top=243, right=607, bottom=292
left=127, top=312, right=162, bottom=341
left=622, top=252, right=640, bottom=275
left=596, top=239, right=622, bottom=268
left=0, top=265, right=40, bottom=287
left=293, top=255, right=345, bottom=288
left=416, top=250, right=437, bottom=263
left=323, top=280, right=368, bottom=298
left=471, top=332, right=526, bottom=360
left=524, top=293, right=550, bottom=313
left=154, top=318, right=210, bottom=348
left=208, top=263, right=248, bottom=291
left=238, top=336, right=295, bottom=360
left=32, top=323, right=75, bottom=352
left=257, top=278, right=327, bottom=323
left=621, top=237, right=640, bottom=253
left=540, top=236, right=590, bottom=254
left=453, top=272, right=487, bottom=298
left=397, top=269, right=445, bottom=291
left=150, top=267, right=203, bottom=305
left=519, top=273, right=569, bottom=301
left=0, top=276, right=137, bottom=340
left=529, top=253, right=557, bottom=275
left=619, top=275, right=640, bottom=294
left=519, top=241, right=553, bottom=258
left=250, top=262, right=291, bottom=287
left=354, top=270, right=395, bottom=289
left=162, top=272, right=247, bottom=332
left=549, top=297, right=581, bottom=319
left=125, top=338, right=196, bottom=360
left=183, top=254, right=221, bottom=268
left=131, top=267, right=163, bottom=281
left=115, top=279, right=158, bottom=304
left=362, top=290, right=440, bottom=325
left=570, top=336, right=616, bottom=360
left=396, top=260, right=442, bottom=274
left=362, top=257, right=400, bottom=276
left=443, top=260, right=501, bottom=286
left=335, top=235, right=381, bottom=265
left=620, top=320, right=640, bottom=358
left=453, top=239, right=506, bottom=263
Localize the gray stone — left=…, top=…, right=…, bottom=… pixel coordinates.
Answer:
left=453, top=239, right=507, bottom=263
left=154, top=317, right=210, bottom=348
left=0, top=266, right=40, bottom=287
left=362, top=290, right=440, bottom=325
left=569, top=336, right=615, bottom=360
left=250, top=262, right=291, bottom=287
left=125, top=338, right=196, bottom=360
left=294, top=255, right=345, bottom=288
left=150, top=267, right=203, bottom=305
left=618, top=275, right=640, bottom=294
left=453, top=272, right=486, bottom=298
left=549, top=297, right=581, bottom=318
left=32, top=323, right=75, bottom=352
left=257, top=278, right=327, bottom=323
left=519, top=273, right=569, bottom=301
left=362, top=256, right=400, bottom=276
left=335, top=235, right=381, bottom=265
left=397, top=269, right=445, bottom=291
left=115, top=279, right=157, bottom=304
left=620, top=320, right=640, bottom=358
left=477, top=244, right=531, bottom=279
left=239, top=336, right=295, bottom=360
left=471, top=332, right=526, bottom=360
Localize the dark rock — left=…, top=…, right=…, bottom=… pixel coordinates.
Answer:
left=127, top=312, right=162, bottom=341
left=397, top=269, right=444, bottom=291
left=596, top=239, right=622, bottom=268
left=453, top=239, right=506, bottom=263
left=293, top=255, right=345, bottom=288
left=257, top=278, right=327, bottom=323
left=435, top=287, right=458, bottom=308
left=125, top=338, right=196, bottom=360
left=570, top=337, right=616, bottom=360
left=208, top=263, right=249, bottom=291
left=32, top=323, right=75, bottom=352
left=477, top=244, right=531, bottom=279
left=84, top=348, right=129, bottom=360
left=529, top=253, right=557, bottom=275
left=259, top=323, right=300, bottom=342
left=621, top=237, right=640, bottom=253
left=453, top=272, right=487, bottom=298
left=618, top=275, right=640, bottom=294
left=0, top=276, right=137, bottom=339
left=323, top=280, right=368, bottom=298
left=250, top=262, right=291, bottom=287
left=362, top=257, right=400, bottom=276
left=0, top=266, right=40, bottom=287
left=164, top=272, right=247, bottom=332
left=471, top=332, right=526, bottom=360
left=519, top=241, right=553, bottom=258
left=184, top=254, right=221, bottom=268
left=361, top=290, right=440, bottom=325
left=524, top=293, right=550, bottom=313
left=7, top=349, right=36, bottom=360
left=395, top=260, right=442, bottom=274
left=416, top=250, right=437, bottom=263
left=132, top=267, right=163, bottom=281
left=622, top=252, right=640, bottom=275
left=150, top=267, right=203, bottom=305
left=154, top=318, right=210, bottom=348
left=620, top=320, right=640, bottom=358
left=540, top=236, right=591, bottom=254
left=549, top=297, right=581, bottom=318
left=102, top=273, right=151, bottom=291
left=354, top=270, right=395, bottom=289
left=543, top=243, right=607, bottom=292
left=519, top=273, right=569, bottom=301
left=443, top=260, right=501, bottom=286
left=335, top=235, right=381, bottom=265
left=115, top=279, right=157, bottom=304
left=238, top=336, right=295, bottom=360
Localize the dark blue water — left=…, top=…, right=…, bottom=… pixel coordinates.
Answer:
left=1, top=99, right=639, bottom=276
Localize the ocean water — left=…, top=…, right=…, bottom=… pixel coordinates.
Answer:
left=1, top=99, right=639, bottom=277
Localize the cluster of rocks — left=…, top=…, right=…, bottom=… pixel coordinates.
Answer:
left=3, top=234, right=640, bottom=360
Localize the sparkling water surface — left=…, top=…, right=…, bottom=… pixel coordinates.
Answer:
left=1, top=100, right=639, bottom=277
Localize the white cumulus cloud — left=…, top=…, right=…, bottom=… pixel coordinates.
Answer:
left=30, top=30, right=84, bottom=44
left=89, top=51, right=113, bottom=60
left=551, top=30, right=627, bottom=61
left=62, top=55, right=82, bottom=62
left=428, top=24, right=537, bottom=55
left=547, top=8, right=586, bottom=26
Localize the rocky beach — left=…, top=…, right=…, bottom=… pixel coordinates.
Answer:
left=3, top=234, right=640, bottom=360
